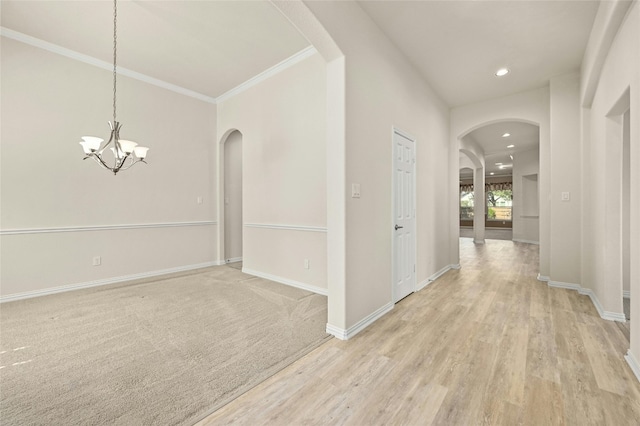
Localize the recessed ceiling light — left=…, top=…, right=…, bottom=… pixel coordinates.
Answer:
left=490, top=172, right=495, bottom=175
left=495, top=162, right=503, bottom=165
left=502, top=133, right=511, bottom=137
left=495, top=68, right=510, bottom=77
left=507, top=144, right=515, bottom=148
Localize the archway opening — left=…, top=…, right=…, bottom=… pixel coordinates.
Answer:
left=219, top=129, right=243, bottom=265
left=459, top=120, right=540, bottom=244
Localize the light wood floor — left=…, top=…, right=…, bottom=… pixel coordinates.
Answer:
left=197, top=239, right=640, bottom=425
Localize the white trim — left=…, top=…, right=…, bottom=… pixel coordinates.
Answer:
left=512, top=239, right=540, bottom=245
left=0, top=27, right=217, bottom=104
left=625, top=350, right=640, bottom=384
left=537, top=274, right=550, bottom=282
left=624, top=290, right=630, bottom=299
left=416, top=278, right=432, bottom=292
left=0, top=261, right=220, bottom=303
left=546, top=280, right=627, bottom=322
left=241, top=267, right=327, bottom=296
left=225, top=257, right=243, bottom=264
left=243, top=223, right=327, bottom=233
left=326, top=302, right=394, bottom=340
left=417, top=264, right=460, bottom=291
left=216, top=46, right=318, bottom=103
left=548, top=280, right=581, bottom=291
left=1, top=28, right=318, bottom=106
left=325, top=323, right=349, bottom=340
left=0, top=221, right=217, bottom=236
left=577, top=288, right=626, bottom=322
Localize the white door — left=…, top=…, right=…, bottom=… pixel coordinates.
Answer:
left=393, top=129, right=416, bottom=302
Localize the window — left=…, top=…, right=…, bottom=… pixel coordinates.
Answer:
left=486, top=188, right=512, bottom=221
left=460, top=190, right=474, bottom=220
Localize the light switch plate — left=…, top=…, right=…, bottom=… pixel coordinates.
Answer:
left=561, top=192, right=570, bottom=201
left=352, top=183, right=361, bottom=198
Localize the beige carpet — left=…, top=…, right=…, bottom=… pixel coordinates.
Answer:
left=0, top=266, right=329, bottom=425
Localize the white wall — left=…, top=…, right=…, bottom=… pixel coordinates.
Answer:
left=580, top=0, right=639, bottom=364
left=303, top=1, right=452, bottom=332
left=216, top=53, right=328, bottom=293
left=0, top=37, right=217, bottom=298
left=549, top=72, right=582, bottom=285
left=513, top=148, right=540, bottom=243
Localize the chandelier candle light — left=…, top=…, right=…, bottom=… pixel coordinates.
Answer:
left=79, top=0, right=149, bottom=175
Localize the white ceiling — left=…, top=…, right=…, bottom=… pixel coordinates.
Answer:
left=359, top=0, right=600, bottom=107
left=0, top=0, right=310, bottom=99
left=2, top=1, right=601, bottom=106
left=461, top=121, right=540, bottom=177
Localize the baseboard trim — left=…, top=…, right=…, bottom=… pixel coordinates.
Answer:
left=537, top=274, right=550, bottom=282
left=624, top=290, right=630, bottom=299
left=416, top=278, right=432, bottom=292
left=0, top=261, right=220, bottom=303
left=417, top=264, right=459, bottom=291
left=625, top=350, right=640, bottom=384
left=241, top=268, right=328, bottom=296
left=225, top=257, right=243, bottom=264
left=548, top=280, right=581, bottom=291
left=326, top=302, right=394, bottom=340
left=473, top=239, right=485, bottom=244
left=546, top=280, right=626, bottom=323
left=512, top=238, right=540, bottom=245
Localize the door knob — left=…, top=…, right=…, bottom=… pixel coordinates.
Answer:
left=395, top=224, right=404, bottom=230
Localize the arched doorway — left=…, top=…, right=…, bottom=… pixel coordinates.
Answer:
left=458, top=120, right=540, bottom=245
left=219, top=129, right=243, bottom=264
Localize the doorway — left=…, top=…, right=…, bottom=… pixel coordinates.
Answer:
left=622, top=108, right=631, bottom=332
left=606, top=89, right=631, bottom=338
left=223, top=130, right=243, bottom=264
left=392, top=128, right=416, bottom=302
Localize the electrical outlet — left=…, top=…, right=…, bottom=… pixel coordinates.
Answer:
left=92, top=256, right=101, bottom=266
left=304, top=259, right=310, bottom=269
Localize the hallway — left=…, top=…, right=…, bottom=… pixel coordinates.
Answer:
left=199, top=239, right=640, bottom=425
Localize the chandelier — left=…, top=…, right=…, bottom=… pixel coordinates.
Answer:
left=79, top=0, right=149, bottom=175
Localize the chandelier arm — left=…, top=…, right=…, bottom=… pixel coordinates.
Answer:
left=118, top=158, right=145, bottom=171
left=91, top=153, right=114, bottom=171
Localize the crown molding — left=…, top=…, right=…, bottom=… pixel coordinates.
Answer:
left=216, top=46, right=318, bottom=103
left=1, top=27, right=218, bottom=104
left=2, top=27, right=317, bottom=106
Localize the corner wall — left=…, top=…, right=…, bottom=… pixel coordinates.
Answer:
left=0, top=37, right=217, bottom=298
left=216, top=53, right=328, bottom=293
left=304, top=1, right=452, bottom=333
left=580, top=0, right=639, bottom=371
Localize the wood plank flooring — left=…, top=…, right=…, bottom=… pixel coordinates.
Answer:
left=197, top=239, right=640, bottom=425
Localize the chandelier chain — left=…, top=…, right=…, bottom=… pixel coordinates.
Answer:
left=113, top=0, right=117, bottom=124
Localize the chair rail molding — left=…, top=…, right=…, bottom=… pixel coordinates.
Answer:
left=0, top=221, right=217, bottom=235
